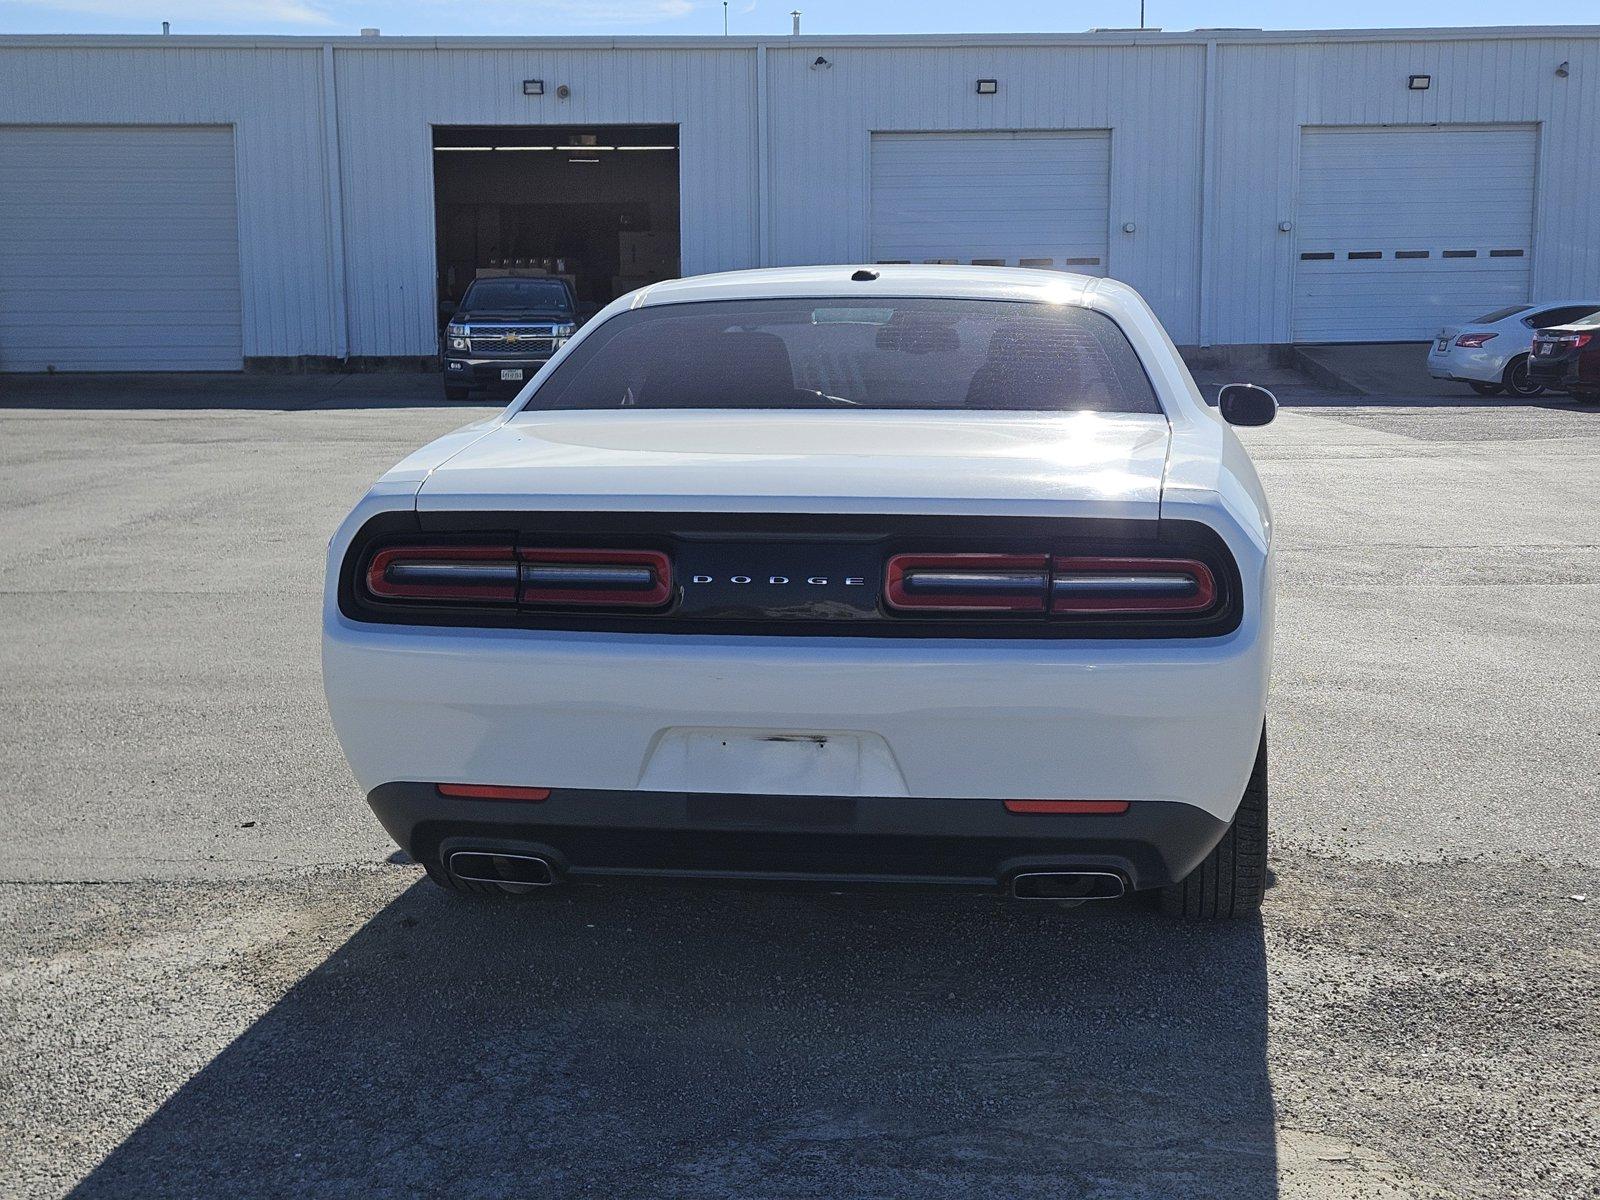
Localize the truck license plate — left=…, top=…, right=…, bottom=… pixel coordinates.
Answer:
left=500, top=368, right=524, bottom=381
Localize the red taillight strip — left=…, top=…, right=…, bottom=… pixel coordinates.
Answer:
left=366, top=545, right=518, bottom=602
left=885, top=553, right=1049, bottom=612
left=437, top=783, right=551, bottom=801
left=1004, top=800, right=1131, bottom=814
left=518, top=548, right=672, bottom=607
left=1049, top=556, right=1216, bottom=614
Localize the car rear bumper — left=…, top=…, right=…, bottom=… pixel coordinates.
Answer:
left=324, top=614, right=1271, bottom=828
left=1528, top=356, right=1579, bottom=385
left=1426, top=347, right=1505, bottom=383
left=443, top=356, right=551, bottom=387
left=369, top=783, right=1230, bottom=893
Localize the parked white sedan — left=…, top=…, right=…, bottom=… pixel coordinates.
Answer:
left=1428, top=301, right=1600, bottom=397
left=324, top=266, right=1278, bottom=919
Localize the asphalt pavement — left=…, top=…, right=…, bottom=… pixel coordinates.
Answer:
left=0, top=373, right=1595, bottom=1198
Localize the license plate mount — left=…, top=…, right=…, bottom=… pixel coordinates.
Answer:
left=638, top=728, right=908, bottom=797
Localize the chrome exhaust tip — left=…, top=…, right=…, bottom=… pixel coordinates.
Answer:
left=1010, top=870, right=1126, bottom=901
left=447, top=850, right=558, bottom=887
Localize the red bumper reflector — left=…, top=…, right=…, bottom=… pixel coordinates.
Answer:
left=1003, top=799, right=1131, bottom=814
left=437, top=784, right=552, bottom=802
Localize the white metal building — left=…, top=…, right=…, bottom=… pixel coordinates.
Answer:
left=1, top=26, right=1597, bottom=371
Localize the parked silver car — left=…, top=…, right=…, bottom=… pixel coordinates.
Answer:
left=1428, top=301, right=1600, bottom=397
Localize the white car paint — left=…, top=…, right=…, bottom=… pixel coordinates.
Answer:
left=324, top=266, right=1273, bottom=827
left=1427, top=300, right=1600, bottom=389
left=413, top=409, right=1171, bottom=520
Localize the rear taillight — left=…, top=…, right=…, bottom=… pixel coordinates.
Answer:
left=1455, top=332, right=1498, bottom=348
left=884, top=553, right=1049, bottom=611
left=519, top=548, right=671, bottom=607
left=1050, top=556, right=1215, bottom=614
left=884, top=552, right=1216, bottom=617
left=366, top=545, right=518, bottom=603
left=1574, top=333, right=1594, bottom=349
left=364, top=544, right=670, bottom=608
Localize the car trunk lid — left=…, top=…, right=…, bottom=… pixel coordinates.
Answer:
left=414, top=409, right=1171, bottom=520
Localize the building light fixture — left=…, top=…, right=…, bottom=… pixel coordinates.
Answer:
left=522, top=79, right=544, bottom=95
left=976, top=78, right=999, bottom=94
left=1407, top=74, right=1431, bottom=90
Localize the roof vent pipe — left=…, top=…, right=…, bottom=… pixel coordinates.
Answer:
left=791, top=10, right=801, bottom=35
left=161, top=20, right=169, bottom=33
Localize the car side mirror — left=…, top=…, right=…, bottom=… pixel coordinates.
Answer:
left=1217, top=383, right=1277, bottom=427
left=439, top=299, right=458, bottom=317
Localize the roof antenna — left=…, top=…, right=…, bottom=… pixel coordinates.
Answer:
left=791, top=10, right=801, bottom=35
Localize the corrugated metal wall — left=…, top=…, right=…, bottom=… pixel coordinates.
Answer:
left=1207, top=34, right=1600, bottom=344
left=762, top=43, right=1206, bottom=343
left=0, top=45, right=337, bottom=359
left=0, top=31, right=1596, bottom=359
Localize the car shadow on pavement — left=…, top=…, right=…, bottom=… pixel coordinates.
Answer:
left=68, top=880, right=1277, bottom=1199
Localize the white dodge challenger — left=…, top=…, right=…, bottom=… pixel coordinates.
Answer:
left=324, top=266, right=1278, bottom=919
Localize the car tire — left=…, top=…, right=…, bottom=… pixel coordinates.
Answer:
left=1502, top=355, right=1545, bottom=399
left=1468, top=381, right=1503, bottom=397
left=1158, top=726, right=1268, bottom=920
left=444, top=385, right=472, bottom=402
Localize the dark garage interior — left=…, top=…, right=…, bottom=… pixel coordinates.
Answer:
left=432, top=124, right=681, bottom=322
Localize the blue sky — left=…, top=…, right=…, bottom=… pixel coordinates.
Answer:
left=0, top=0, right=1573, bottom=37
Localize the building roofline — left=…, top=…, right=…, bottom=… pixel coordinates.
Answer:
left=0, top=26, right=1597, bottom=52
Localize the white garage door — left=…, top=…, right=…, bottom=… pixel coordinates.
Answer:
left=1293, top=126, right=1537, bottom=343
left=870, top=131, right=1110, bottom=273
left=0, top=126, right=243, bottom=372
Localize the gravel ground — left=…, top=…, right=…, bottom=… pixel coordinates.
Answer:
left=0, top=377, right=1596, bottom=1198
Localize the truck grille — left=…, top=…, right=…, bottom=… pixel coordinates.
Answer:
left=469, top=326, right=557, bottom=355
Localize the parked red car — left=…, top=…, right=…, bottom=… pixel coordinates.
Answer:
left=1529, top=316, right=1600, bottom=398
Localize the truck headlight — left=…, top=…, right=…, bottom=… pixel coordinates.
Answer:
left=555, top=323, right=577, bottom=338
left=446, top=324, right=470, bottom=352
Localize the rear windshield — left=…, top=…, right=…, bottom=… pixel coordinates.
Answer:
left=520, top=298, right=1160, bottom=413
left=1471, top=304, right=1531, bottom=324
left=461, top=278, right=573, bottom=312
